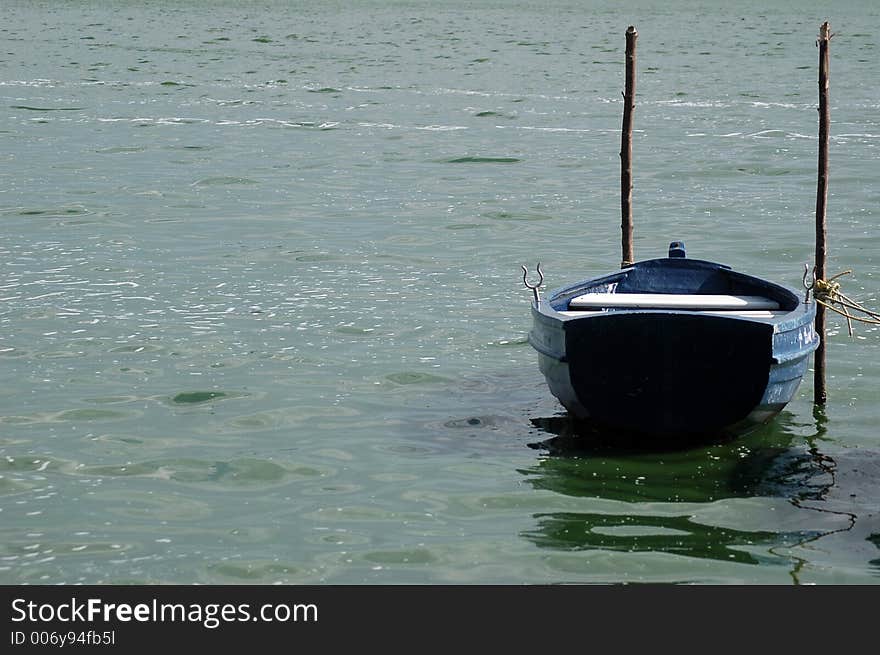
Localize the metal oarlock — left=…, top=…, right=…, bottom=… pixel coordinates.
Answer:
left=521, top=263, right=544, bottom=303
left=803, top=263, right=815, bottom=303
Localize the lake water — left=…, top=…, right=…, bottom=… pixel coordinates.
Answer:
left=1, top=0, right=878, bottom=584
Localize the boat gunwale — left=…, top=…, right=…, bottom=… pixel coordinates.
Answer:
left=539, top=256, right=806, bottom=321
left=528, top=255, right=819, bottom=369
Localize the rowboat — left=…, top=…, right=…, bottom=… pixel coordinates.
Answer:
left=525, top=241, right=819, bottom=437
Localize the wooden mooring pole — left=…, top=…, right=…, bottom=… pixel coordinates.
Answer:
left=814, top=22, right=831, bottom=405
left=620, top=25, right=638, bottom=268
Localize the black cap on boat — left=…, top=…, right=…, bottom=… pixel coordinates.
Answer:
left=668, top=241, right=686, bottom=258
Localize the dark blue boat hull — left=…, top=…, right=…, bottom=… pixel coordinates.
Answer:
left=528, top=255, right=818, bottom=437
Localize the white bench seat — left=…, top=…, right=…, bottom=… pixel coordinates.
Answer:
left=568, top=292, right=780, bottom=311
left=558, top=309, right=787, bottom=319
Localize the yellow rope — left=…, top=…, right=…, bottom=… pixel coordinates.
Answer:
left=813, top=270, right=880, bottom=337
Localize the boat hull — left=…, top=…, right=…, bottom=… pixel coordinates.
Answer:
left=528, top=256, right=818, bottom=438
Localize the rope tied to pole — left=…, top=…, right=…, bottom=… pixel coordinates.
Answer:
left=804, top=265, right=880, bottom=336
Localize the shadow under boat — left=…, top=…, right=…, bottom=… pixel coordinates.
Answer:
left=525, top=412, right=834, bottom=504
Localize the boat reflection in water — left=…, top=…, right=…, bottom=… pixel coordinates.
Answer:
left=520, top=412, right=839, bottom=569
